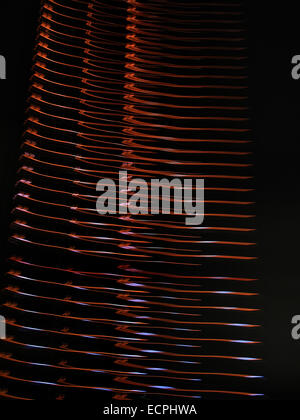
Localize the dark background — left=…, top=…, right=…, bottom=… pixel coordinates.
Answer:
left=0, top=2, right=41, bottom=253
left=246, top=1, right=300, bottom=399
left=0, top=0, right=300, bottom=400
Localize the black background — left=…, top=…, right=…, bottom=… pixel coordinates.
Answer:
left=0, top=0, right=300, bottom=400
left=0, top=2, right=41, bottom=253
left=246, top=1, right=300, bottom=399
